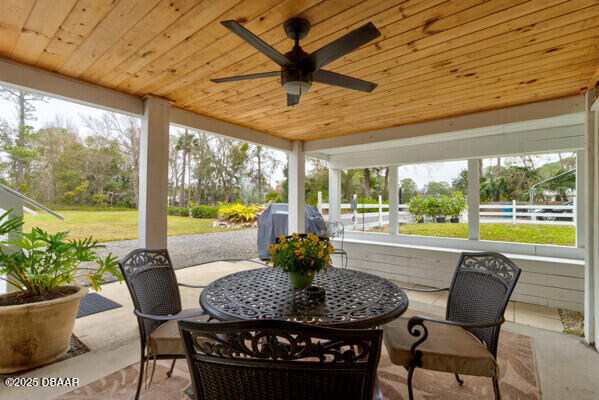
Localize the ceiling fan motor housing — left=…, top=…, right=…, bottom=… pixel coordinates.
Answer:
left=281, top=69, right=312, bottom=95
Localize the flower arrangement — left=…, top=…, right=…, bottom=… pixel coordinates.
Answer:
left=267, top=233, right=334, bottom=289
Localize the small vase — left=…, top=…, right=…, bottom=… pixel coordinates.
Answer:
left=288, top=271, right=314, bottom=289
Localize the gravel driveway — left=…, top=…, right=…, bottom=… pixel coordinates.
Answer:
left=81, top=229, right=258, bottom=285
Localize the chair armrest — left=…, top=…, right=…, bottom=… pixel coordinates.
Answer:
left=178, top=282, right=206, bottom=289
left=400, top=287, right=449, bottom=293
left=406, top=314, right=505, bottom=369
left=134, top=309, right=206, bottom=321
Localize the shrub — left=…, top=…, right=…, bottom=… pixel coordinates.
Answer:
left=263, top=191, right=283, bottom=204
left=167, top=206, right=189, bottom=217
left=218, top=203, right=260, bottom=222
left=191, top=205, right=219, bottom=219
left=92, top=193, right=108, bottom=207
left=424, top=196, right=442, bottom=218
left=446, top=192, right=466, bottom=218
left=408, top=194, right=426, bottom=221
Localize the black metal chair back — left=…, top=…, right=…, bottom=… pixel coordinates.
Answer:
left=445, top=252, right=521, bottom=357
left=179, top=319, right=383, bottom=400
left=119, top=249, right=183, bottom=340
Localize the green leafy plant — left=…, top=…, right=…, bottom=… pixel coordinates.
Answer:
left=424, top=196, right=443, bottom=218
left=446, top=192, right=466, bottom=218
left=218, top=203, right=259, bottom=222
left=408, top=194, right=426, bottom=221
left=267, top=233, right=334, bottom=278
left=263, top=191, right=283, bottom=204
left=0, top=210, right=121, bottom=297
left=191, top=205, right=219, bottom=219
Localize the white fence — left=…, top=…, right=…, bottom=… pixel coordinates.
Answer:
left=317, top=192, right=575, bottom=229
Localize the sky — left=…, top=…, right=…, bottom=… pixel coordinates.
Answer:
left=1, top=92, right=568, bottom=190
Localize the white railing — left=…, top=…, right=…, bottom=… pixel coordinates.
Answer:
left=479, top=202, right=575, bottom=226
left=317, top=192, right=575, bottom=229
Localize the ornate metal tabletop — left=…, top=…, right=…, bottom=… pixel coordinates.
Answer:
left=200, top=267, right=408, bottom=328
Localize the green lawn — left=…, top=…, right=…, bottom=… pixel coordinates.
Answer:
left=371, top=223, right=575, bottom=246
left=23, top=211, right=242, bottom=242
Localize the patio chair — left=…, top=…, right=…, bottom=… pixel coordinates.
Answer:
left=382, top=252, right=521, bottom=400
left=324, top=221, right=348, bottom=268
left=178, top=319, right=383, bottom=400
left=119, top=248, right=209, bottom=400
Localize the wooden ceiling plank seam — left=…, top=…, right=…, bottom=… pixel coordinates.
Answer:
left=165, top=0, right=481, bottom=102
left=147, top=0, right=338, bottom=97
left=0, top=0, right=36, bottom=56
left=35, top=0, right=117, bottom=71
left=193, top=0, right=576, bottom=112
left=113, top=0, right=287, bottom=93
left=57, top=0, right=163, bottom=76
left=589, top=64, right=599, bottom=89
left=101, top=0, right=244, bottom=88
left=79, top=0, right=200, bottom=82
left=9, top=0, right=79, bottom=65
left=131, top=0, right=366, bottom=96
left=199, top=4, right=599, bottom=115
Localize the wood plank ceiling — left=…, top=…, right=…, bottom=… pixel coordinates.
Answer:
left=1, top=0, right=598, bottom=141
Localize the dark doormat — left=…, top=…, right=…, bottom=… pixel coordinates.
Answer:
left=77, top=293, right=121, bottom=318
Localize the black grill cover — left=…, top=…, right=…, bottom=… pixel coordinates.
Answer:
left=257, top=203, right=327, bottom=260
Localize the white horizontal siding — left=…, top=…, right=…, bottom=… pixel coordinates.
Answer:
left=331, top=239, right=584, bottom=311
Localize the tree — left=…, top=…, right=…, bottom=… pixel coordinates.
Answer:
left=424, top=181, right=451, bottom=196
left=0, top=88, right=46, bottom=192
left=451, top=169, right=468, bottom=194
left=81, top=113, right=141, bottom=206
left=399, top=178, right=418, bottom=203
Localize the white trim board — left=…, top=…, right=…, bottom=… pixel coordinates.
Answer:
left=0, top=58, right=143, bottom=117
left=305, top=96, right=585, bottom=154
left=325, top=124, right=584, bottom=169
left=0, top=58, right=293, bottom=152
left=340, top=230, right=585, bottom=261
left=170, top=108, right=292, bottom=152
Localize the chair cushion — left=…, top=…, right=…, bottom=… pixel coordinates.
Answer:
left=147, top=309, right=209, bottom=356
left=383, top=317, right=497, bottom=377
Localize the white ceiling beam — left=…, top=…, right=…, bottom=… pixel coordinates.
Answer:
left=0, top=57, right=144, bottom=116
left=304, top=96, right=585, bottom=153
left=327, top=124, right=584, bottom=170
left=170, top=107, right=292, bottom=152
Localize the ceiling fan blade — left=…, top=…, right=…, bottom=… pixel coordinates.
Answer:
left=313, top=69, right=377, bottom=92
left=308, top=22, right=381, bottom=70
left=211, top=71, right=280, bottom=83
left=221, top=20, right=292, bottom=67
left=287, top=93, right=300, bottom=106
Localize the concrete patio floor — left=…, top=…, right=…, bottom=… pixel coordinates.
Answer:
left=1, top=261, right=598, bottom=400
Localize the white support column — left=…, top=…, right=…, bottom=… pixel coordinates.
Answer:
left=576, top=150, right=585, bottom=248
left=138, top=97, right=170, bottom=249
left=467, top=159, right=480, bottom=240
left=328, top=168, right=341, bottom=222
left=288, top=141, right=305, bottom=234
left=389, top=166, right=399, bottom=235
left=584, top=88, right=598, bottom=348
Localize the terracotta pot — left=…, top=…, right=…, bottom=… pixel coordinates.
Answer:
left=0, top=285, right=87, bottom=373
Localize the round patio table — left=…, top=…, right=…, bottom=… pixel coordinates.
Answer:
left=200, top=267, right=408, bottom=328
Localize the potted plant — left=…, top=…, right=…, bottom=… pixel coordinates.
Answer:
left=425, top=196, right=445, bottom=223
left=0, top=209, right=121, bottom=373
left=447, top=192, right=466, bottom=223
left=408, top=194, right=426, bottom=223
left=267, top=233, right=334, bottom=289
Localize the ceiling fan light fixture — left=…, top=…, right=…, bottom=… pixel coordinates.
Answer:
left=281, top=68, right=312, bottom=95
left=283, top=80, right=312, bottom=95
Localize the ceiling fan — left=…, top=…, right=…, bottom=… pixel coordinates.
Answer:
left=211, top=18, right=381, bottom=106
